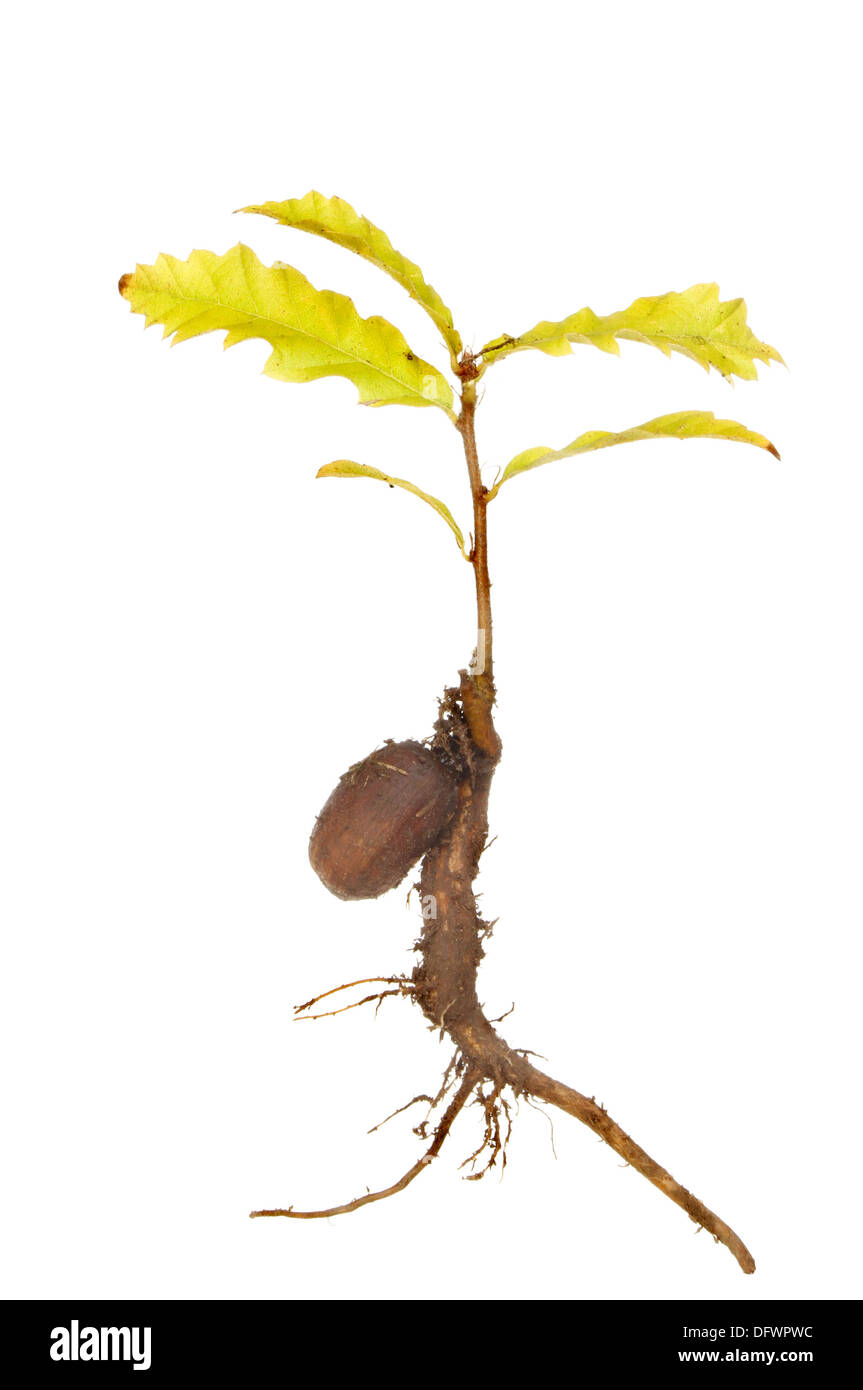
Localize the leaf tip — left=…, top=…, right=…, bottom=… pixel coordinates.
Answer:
left=118, top=271, right=134, bottom=299
left=767, top=442, right=781, bottom=460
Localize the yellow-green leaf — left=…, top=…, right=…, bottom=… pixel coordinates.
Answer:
left=118, top=244, right=455, bottom=415
left=317, top=460, right=467, bottom=556
left=479, top=283, right=783, bottom=381
left=240, top=191, right=463, bottom=368
left=487, top=411, right=780, bottom=498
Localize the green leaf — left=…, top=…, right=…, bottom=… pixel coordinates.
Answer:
left=317, top=460, right=467, bottom=556
left=479, top=283, right=783, bottom=381
left=118, top=244, right=455, bottom=415
left=487, top=411, right=780, bottom=498
left=240, top=191, right=463, bottom=367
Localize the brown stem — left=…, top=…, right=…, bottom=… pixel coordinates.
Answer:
left=411, top=368, right=756, bottom=1273
left=457, top=381, right=495, bottom=724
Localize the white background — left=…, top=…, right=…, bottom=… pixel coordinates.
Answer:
left=2, top=0, right=860, bottom=1302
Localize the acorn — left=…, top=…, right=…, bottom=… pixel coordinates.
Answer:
left=309, top=740, right=461, bottom=900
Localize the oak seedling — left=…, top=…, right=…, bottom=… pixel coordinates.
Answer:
left=120, top=191, right=783, bottom=1272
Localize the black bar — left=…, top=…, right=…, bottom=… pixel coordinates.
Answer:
left=4, top=1299, right=857, bottom=1376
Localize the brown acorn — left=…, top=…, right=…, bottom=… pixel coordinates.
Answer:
left=309, top=740, right=461, bottom=900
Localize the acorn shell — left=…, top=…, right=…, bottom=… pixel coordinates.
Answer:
left=309, top=740, right=460, bottom=900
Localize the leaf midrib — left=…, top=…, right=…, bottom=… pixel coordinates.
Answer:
left=524, top=326, right=758, bottom=352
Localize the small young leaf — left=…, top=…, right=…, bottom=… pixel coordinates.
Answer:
left=487, top=411, right=780, bottom=498
left=118, top=244, right=455, bottom=415
left=240, top=191, right=463, bottom=367
left=317, top=460, right=467, bottom=556
left=479, top=283, right=783, bottom=381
